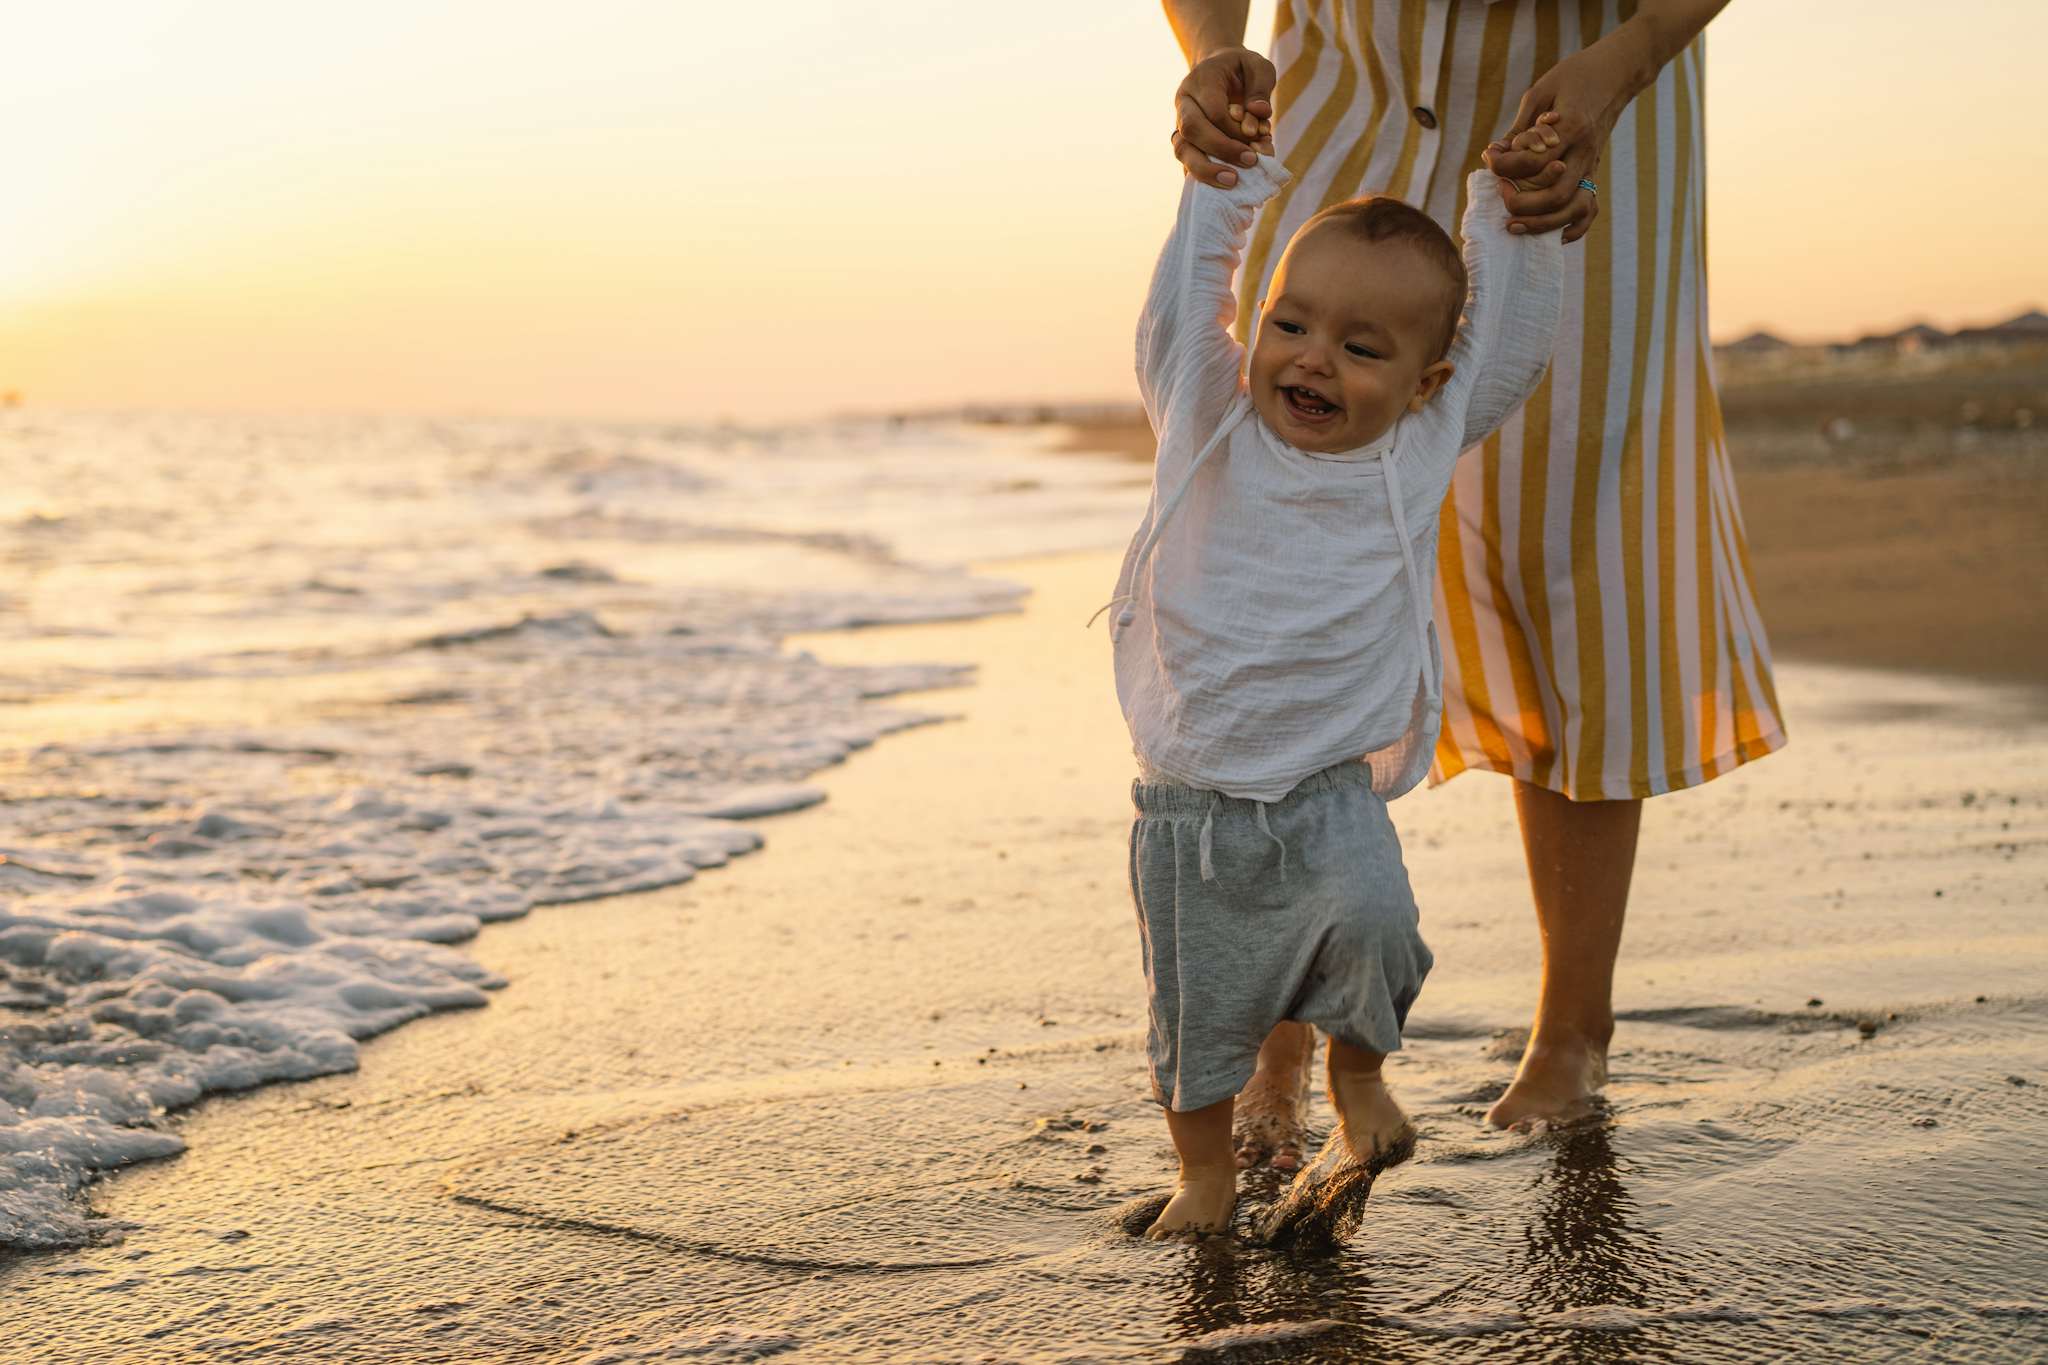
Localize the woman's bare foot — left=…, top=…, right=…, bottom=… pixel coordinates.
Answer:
left=1484, top=1026, right=1609, bottom=1129
left=1258, top=1046, right=1415, bottom=1248
left=1233, top=1022, right=1314, bottom=1171
left=1143, top=1165, right=1237, bottom=1242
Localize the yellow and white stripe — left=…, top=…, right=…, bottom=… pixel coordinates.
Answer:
left=1241, top=0, right=1785, bottom=800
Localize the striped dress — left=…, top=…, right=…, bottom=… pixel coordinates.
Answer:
left=1238, top=0, right=1786, bottom=800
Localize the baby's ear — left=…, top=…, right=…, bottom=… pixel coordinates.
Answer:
left=1407, top=359, right=1455, bottom=412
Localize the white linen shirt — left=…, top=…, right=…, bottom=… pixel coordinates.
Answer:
left=1109, top=155, right=1563, bottom=803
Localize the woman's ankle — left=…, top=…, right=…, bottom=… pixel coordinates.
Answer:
left=1527, top=1015, right=1614, bottom=1054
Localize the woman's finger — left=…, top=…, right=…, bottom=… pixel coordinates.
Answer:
left=1177, top=90, right=1259, bottom=173
left=1483, top=143, right=1553, bottom=182
left=1172, top=129, right=1233, bottom=186
left=1239, top=50, right=1279, bottom=113
left=1562, top=193, right=1601, bottom=244
left=1178, top=67, right=1252, bottom=144
left=1172, top=125, right=1239, bottom=187
left=1499, top=173, right=1580, bottom=219
left=1500, top=159, right=1568, bottom=195
left=1509, top=187, right=1594, bottom=236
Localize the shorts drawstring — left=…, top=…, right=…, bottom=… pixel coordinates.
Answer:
left=1254, top=801, right=1290, bottom=881
left=1197, top=792, right=1218, bottom=882
left=1195, top=795, right=1292, bottom=883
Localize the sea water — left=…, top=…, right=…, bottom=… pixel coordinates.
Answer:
left=0, top=408, right=1147, bottom=1251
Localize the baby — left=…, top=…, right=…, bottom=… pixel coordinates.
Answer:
left=1107, top=113, right=1569, bottom=1244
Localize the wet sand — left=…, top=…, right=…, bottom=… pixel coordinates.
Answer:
left=8, top=551, right=2048, bottom=1362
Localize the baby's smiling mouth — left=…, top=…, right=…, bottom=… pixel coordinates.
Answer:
left=1281, top=385, right=1342, bottom=422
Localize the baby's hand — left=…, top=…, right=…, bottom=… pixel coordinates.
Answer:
left=1226, top=105, right=1275, bottom=157
left=1174, top=88, right=1276, bottom=182
left=1483, top=111, right=1568, bottom=207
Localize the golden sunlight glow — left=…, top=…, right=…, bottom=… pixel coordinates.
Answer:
left=0, top=1, right=2039, bottom=421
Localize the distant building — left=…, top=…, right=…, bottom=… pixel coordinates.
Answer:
left=1819, top=308, right=2048, bottom=356
left=1952, top=307, right=2048, bottom=346
left=1719, top=330, right=1791, bottom=355
left=1840, top=321, right=1950, bottom=354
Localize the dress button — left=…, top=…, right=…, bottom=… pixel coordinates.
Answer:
left=1413, top=105, right=1438, bottom=129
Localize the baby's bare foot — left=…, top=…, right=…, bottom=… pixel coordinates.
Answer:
left=1257, top=1072, right=1415, bottom=1249
left=1233, top=1066, right=1310, bottom=1172
left=1331, top=1066, right=1414, bottom=1155
left=1233, top=1025, right=1315, bottom=1172
left=1143, top=1166, right=1236, bottom=1242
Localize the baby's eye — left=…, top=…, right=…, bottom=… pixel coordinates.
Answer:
left=1273, top=320, right=1304, bottom=335
left=1345, top=343, right=1383, bottom=359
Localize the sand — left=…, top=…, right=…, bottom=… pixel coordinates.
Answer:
left=8, top=547, right=2046, bottom=1362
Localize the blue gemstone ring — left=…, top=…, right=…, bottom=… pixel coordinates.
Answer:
left=1578, top=177, right=1599, bottom=195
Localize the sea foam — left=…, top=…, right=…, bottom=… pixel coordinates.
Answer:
left=0, top=408, right=1145, bottom=1249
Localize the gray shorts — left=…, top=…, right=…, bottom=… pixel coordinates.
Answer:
left=1128, top=761, right=1433, bottom=1113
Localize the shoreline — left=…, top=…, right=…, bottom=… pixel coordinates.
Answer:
left=10, top=548, right=2047, bottom=1361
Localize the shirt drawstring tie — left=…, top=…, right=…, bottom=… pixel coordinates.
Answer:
left=1088, top=399, right=1252, bottom=632
left=1378, top=446, right=1436, bottom=709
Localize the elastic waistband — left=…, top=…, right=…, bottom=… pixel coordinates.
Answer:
left=1131, top=760, right=1377, bottom=818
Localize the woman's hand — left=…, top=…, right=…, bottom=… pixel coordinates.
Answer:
left=1484, top=113, right=1572, bottom=232
left=1170, top=45, right=1279, bottom=189
left=1484, top=25, right=1655, bottom=243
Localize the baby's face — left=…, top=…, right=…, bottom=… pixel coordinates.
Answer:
left=1249, top=226, right=1455, bottom=453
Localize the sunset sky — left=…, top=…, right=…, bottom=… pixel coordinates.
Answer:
left=2, top=1, right=2039, bottom=423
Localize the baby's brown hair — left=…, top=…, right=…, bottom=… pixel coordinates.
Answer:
left=1300, top=196, right=1467, bottom=362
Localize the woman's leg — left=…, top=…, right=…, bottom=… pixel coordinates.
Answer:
left=1231, top=1020, right=1314, bottom=1170
left=1485, top=781, right=1642, bottom=1128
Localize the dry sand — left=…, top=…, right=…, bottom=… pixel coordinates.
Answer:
left=10, top=549, right=2047, bottom=1362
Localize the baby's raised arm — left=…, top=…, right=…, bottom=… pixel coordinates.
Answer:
left=1442, top=144, right=1569, bottom=454
left=1135, top=139, right=1289, bottom=460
